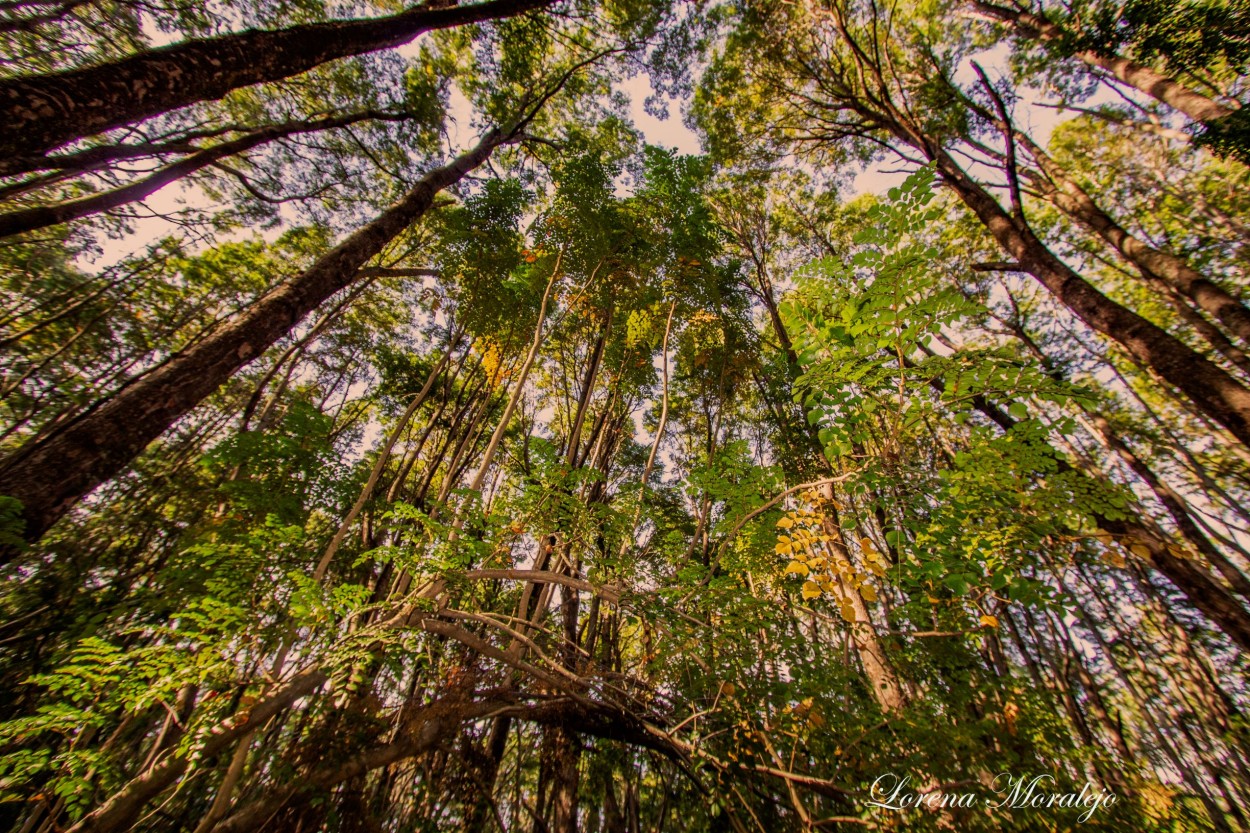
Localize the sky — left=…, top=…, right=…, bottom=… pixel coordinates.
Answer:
left=79, top=27, right=1118, bottom=278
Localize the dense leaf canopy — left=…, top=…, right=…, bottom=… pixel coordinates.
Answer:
left=0, top=1, right=1248, bottom=832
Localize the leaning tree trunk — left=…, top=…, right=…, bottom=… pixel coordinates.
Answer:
left=1015, top=132, right=1250, bottom=348
left=0, top=110, right=404, bottom=237
left=926, top=363, right=1250, bottom=652
left=0, top=0, right=549, bottom=166
left=0, top=130, right=507, bottom=551
left=924, top=143, right=1250, bottom=450
left=967, top=0, right=1237, bottom=125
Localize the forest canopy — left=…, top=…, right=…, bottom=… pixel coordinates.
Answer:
left=0, top=0, right=1248, bottom=831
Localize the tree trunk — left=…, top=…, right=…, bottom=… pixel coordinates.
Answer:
left=819, top=488, right=909, bottom=713
left=992, top=306, right=1250, bottom=602
left=0, top=0, right=549, bottom=164
left=466, top=256, right=561, bottom=493
left=0, top=110, right=402, bottom=237
left=1082, top=412, right=1250, bottom=602
left=0, top=131, right=506, bottom=550
left=1018, top=133, right=1250, bottom=349
left=921, top=354, right=1250, bottom=651
left=928, top=145, right=1250, bottom=450
left=968, top=0, right=1237, bottom=124
left=314, top=337, right=457, bottom=581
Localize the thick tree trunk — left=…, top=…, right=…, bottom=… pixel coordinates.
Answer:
left=968, top=0, right=1237, bottom=124
left=929, top=146, right=1250, bottom=450
left=0, top=110, right=402, bottom=237
left=1017, top=134, right=1250, bottom=349
left=0, top=0, right=549, bottom=163
left=549, top=725, right=581, bottom=833
left=0, top=131, right=505, bottom=550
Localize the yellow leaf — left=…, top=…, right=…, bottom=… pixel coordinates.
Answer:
left=979, top=614, right=999, bottom=629
left=775, top=543, right=792, bottom=555
left=839, top=601, right=857, bottom=622
left=860, top=584, right=878, bottom=603
left=1129, top=543, right=1152, bottom=559
left=776, top=517, right=794, bottom=529
left=784, top=561, right=809, bottom=576
left=801, top=581, right=822, bottom=600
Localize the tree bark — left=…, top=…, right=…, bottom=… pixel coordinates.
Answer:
left=0, top=131, right=506, bottom=550
left=1016, top=133, right=1250, bottom=349
left=928, top=144, right=1250, bottom=450
left=968, top=0, right=1237, bottom=124
left=819, top=489, right=909, bottom=713
left=0, top=0, right=550, bottom=163
left=0, top=110, right=403, bottom=237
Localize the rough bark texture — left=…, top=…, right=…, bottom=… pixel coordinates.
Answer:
left=1018, top=134, right=1250, bottom=348
left=0, top=110, right=400, bottom=238
left=0, top=0, right=550, bottom=161
left=969, top=0, right=1237, bottom=124
left=930, top=145, right=1250, bottom=449
left=0, top=132, right=505, bottom=549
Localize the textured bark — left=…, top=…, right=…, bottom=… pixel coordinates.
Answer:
left=0, top=0, right=550, bottom=161
left=550, top=725, right=581, bottom=833
left=968, top=0, right=1237, bottom=124
left=929, top=145, right=1250, bottom=449
left=0, top=132, right=505, bottom=549
left=1018, top=134, right=1250, bottom=349
left=0, top=110, right=402, bottom=238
